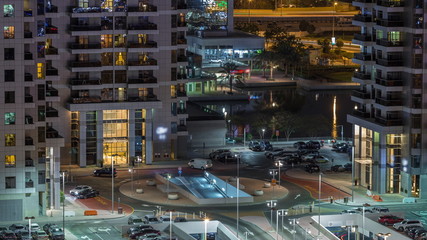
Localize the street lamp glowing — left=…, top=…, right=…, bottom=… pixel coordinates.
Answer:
left=376, top=233, right=391, bottom=240
left=204, top=218, right=210, bottom=240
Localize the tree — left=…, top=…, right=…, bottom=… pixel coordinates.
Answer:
left=275, top=111, right=300, bottom=141
left=221, top=61, right=239, bottom=94
left=300, top=114, right=330, bottom=138
left=264, top=22, right=287, bottom=48
left=274, top=34, right=306, bottom=77
left=335, top=39, right=344, bottom=51
left=254, top=50, right=280, bottom=79
left=235, top=22, right=260, bottom=35
left=317, top=38, right=331, bottom=53
left=299, top=20, right=310, bottom=32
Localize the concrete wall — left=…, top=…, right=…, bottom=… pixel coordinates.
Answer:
left=187, top=120, right=227, bottom=147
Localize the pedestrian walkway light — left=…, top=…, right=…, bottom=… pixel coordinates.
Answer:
left=25, top=216, right=35, bottom=237
left=376, top=233, right=391, bottom=240
left=204, top=218, right=210, bottom=240
left=277, top=209, right=288, bottom=240
left=289, top=218, right=300, bottom=240
left=274, top=160, right=283, bottom=187
left=266, top=200, right=277, bottom=229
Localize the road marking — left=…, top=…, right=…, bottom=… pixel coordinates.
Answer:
left=97, top=227, right=111, bottom=234
left=81, top=236, right=92, bottom=240
left=295, top=194, right=301, bottom=199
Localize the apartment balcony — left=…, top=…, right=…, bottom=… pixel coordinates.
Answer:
left=177, top=2, right=187, bottom=9
left=177, top=91, right=187, bottom=97
left=354, top=14, right=373, bottom=23
left=377, top=0, right=405, bottom=7
left=375, top=97, right=402, bottom=107
left=24, top=52, right=33, bottom=60
left=25, top=136, right=34, bottom=146
left=375, top=116, right=402, bottom=126
left=128, top=76, right=158, bottom=85
left=353, top=33, right=372, bottom=42
left=376, top=19, right=404, bottom=27
left=70, top=25, right=102, bottom=32
left=46, top=26, right=59, bottom=34
left=127, top=4, right=157, bottom=12
left=25, top=73, right=33, bottom=82
left=177, top=21, right=187, bottom=28
left=177, top=124, right=187, bottom=131
left=46, top=88, right=59, bottom=97
left=354, top=53, right=374, bottom=61
left=177, top=73, right=188, bottom=80
left=45, top=47, right=59, bottom=55
left=46, top=107, right=59, bottom=118
left=46, top=5, right=58, bottom=13
left=177, top=55, right=188, bottom=62
left=70, top=78, right=101, bottom=86
left=72, top=7, right=104, bottom=13
left=25, top=115, right=34, bottom=125
left=353, top=72, right=371, bottom=81
left=127, top=59, right=158, bottom=70
left=25, top=181, right=34, bottom=188
left=46, top=127, right=62, bottom=138
left=127, top=41, right=157, bottom=49
left=70, top=61, right=102, bottom=71
left=24, top=31, right=33, bottom=38
left=376, top=39, right=403, bottom=47
left=352, top=90, right=371, bottom=99
left=68, top=95, right=162, bottom=111
left=70, top=43, right=101, bottom=49
left=375, top=77, right=403, bottom=87
left=352, top=109, right=371, bottom=118
left=128, top=23, right=157, bottom=30
left=177, top=108, right=188, bottom=115
left=24, top=9, right=33, bottom=17
left=25, top=94, right=33, bottom=103
left=25, top=158, right=34, bottom=167
left=46, top=68, right=58, bottom=76
left=376, top=58, right=403, bottom=67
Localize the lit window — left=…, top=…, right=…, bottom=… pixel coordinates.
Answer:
left=37, top=63, right=45, bottom=79
left=4, top=112, right=15, bottom=125
left=5, top=155, right=16, bottom=168
left=3, top=26, right=15, bottom=39
left=3, top=5, right=14, bottom=17
left=5, top=134, right=15, bottom=146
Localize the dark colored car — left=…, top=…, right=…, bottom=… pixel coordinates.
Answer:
left=42, top=224, right=57, bottom=233
left=306, top=140, right=321, bottom=149
left=93, top=167, right=117, bottom=177
left=48, top=228, right=64, bottom=240
left=76, top=189, right=99, bottom=199
left=261, top=141, right=273, bottom=151
left=304, top=163, right=320, bottom=173
left=8, top=224, right=25, bottom=233
left=127, top=225, right=153, bottom=235
left=208, top=149, right=230, bottom=159
left=343, top=163, right=352, bottom=171
left=174, top=217, right=187, bottom=222
left=129, top=229, right=160, bottom=239
left=293, top=141, right=306, bottom=149
left=0, top=230, right=17, bottom=240
left=408, top=227, right=425, bottom=238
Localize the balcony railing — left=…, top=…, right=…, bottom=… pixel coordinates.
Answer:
left=46, top=108, right=59, bottom=118
left=128, top=76, right=157, bottom=84
left=353, top=33, right=372, bottom=42
left=177, top=21, right=187, bottom=27
left=25, top=115, right=34, bottom=124
left=377, top=0, right=405, bottom=7
left=128, top=23, right=157, bottom=30
left=354, top=14, right=373, bottom=22
left=127, top=41, right=157, bottom=48
left=25, top=95, right=33, bottom=103
left=375, top=77, right=403, bottom=87
left=177, top=124, right=187, bottom=131
left=70, top=25, right=102, bottom=31
left=25, top=73, right=33, bottom=82
left=376, top=39, right=403, bottom=47
left=128, top=59, right=157, bottom=66
left=24, top=9, right=33, bottom=17
left=354, top=53, right=373, bottom=61
left=70, top=43, right=102, bottom=49
left=25, top=159, right=34, bottom=167
left=46, top=5, right=58, bottom=13
left=375, top=97, right=402, bottom=106
left=376, top=58, right=403, bottom=67
left=353, top=72, right=371, bottom=80
left=72, top=7, right=104, bottom=13
left=46, top=68, right=58, bottom=76
left=24, top=31, right=33, bottom=38
left=46, top=88, right=59, bottom=97
left=352, top=109, right=371, bottom=118
left=177, top=108, right=187, bottom=114
left=70, top=78, right=101, bottom=85
left=46, top=127, right=62, bottom=138
left=376, top=19, right=404, bottom=27
left=127, top=4, right=157, bottom=12
left=25, top=181, right=34, bottom=188
left=177, top=73, right=188, bottom=79
left=72, top=95, right=159, bottom=104
left=70, top=61, right=102, bottom=68
left=46, top=26, right=58, bottom=34
left=24, top=52, right=33, bottom=60
left=177, top=38, right=187, bottom=45
left=177, top=55, right=188, bottom=62
left=177, top=91, right=187, bottom=97
left=25, top=137, right=34, bottom=146
left=352, top=90, right=371, bottom=99
left=46, top=47, right=58, bottom=55
left=375, top=117, right=402, bottom=126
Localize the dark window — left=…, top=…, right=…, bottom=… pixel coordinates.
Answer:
left=38, top=171, right=46, bottom=184
left=4, top=48, right=14, bottom=60
left=4, top=70, right=14, bottom=82
left=5, top=91, right=14, bottom=103
left=5, top=177, right=16, bottom=188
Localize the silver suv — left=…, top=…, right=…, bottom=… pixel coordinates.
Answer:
left=393, top=219, right=423, bottom=231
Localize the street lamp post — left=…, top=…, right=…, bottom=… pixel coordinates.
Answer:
left=167, top=174, right=171, bottom=193
left=376, top=233, right=391, bottom=240
left=266, top=200, right=277, bottom=228
left=237, top=153, right=240, bottom=239
left=111, top=154, right=118, bottom=214
left=61, top=171, right=65, bottom=237
left=274, top=160, right=283, bottom=187
left=269, top=169, right=278, bottom=198
left=262, top=128, right=265, bottom=140
left=332, top=2, right=338, bottom=48
left=289, top=218, right=299, bottom=240
left=336, top=125, right=344, bottom=142
left=25, top=216, right=35, bottom=237
left=204, top=218, right=209, bottom=240
left=277, top=209, right=288, bottom=239
left=129, top=167, right=134, bottom=194
left=318, top=172, right=322, bottom=238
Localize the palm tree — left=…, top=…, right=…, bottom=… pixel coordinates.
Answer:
left=221, top=61, right=238, bottom=94
left=254, top=50, right=280, bottom=80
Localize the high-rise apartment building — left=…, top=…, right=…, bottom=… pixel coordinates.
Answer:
left=349, top=0, right=426, bottom=198
left=0, top=0, right=188, bottom=220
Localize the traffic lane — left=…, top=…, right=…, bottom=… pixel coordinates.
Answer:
left=68, top=220, right=123, bottom=240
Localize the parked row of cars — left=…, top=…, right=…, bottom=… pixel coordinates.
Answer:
left=376, top=213, right=426, bottom=239
left=248, top=141, right=273, bottom=151
left=127, top=215, right=187, bottom=239
left=0, top=223, right=63, bottom=240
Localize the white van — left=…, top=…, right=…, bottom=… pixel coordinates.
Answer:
left=188, top=158, right=213, bottom=170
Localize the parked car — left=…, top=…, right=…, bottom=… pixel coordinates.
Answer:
left=69, top=185, right=92, bottom=196
left=15, top=231, right=32, bottom=240
left=378, top=215, right=404, bottom=225
left=137, top=232, right=162, bottom=240
left=354, top=207, right=374, bottom=213
left=313, top=155, right=329, bottom=163
left=261, top=141, right=273, bottom=151
left=93, top=167, right=117, bottom=177
left=248, top=141, right=264, bottom=151
left=414, top=230, right=427, bottom=239
left=174, top=217, right=187, bottom=222
left=25, top=223, right=40, bottom=232
left=301, top=153, right=320, bottom=161
left=159, top=215, right=171, bottom=223
left=143, top=215, right=160, bottom=224
left=188, top=158, right=213, bottom=170
left=126, top=225, right=153, bottom=235
left=304, top=163, right=320, bottom=173
left=208, top=149, right=230, bottom=159
left=331, top=165, right=344, bottom=172
left=0, top=230, right=17, bottom=240
left=31, top=230, right=49, bottom=240
left=306, top=140, right=321, bottom=149
left=372, top=207, right=389, bottom=213
left=0, top=226, right=8, bottom=232
left=129, top=229, right=160, bottom=239
left=8, top=224, right=25, bottom=233
left=76, top=189, right=99, bottom=199
left=343, top=163, right=352, bottom=172
left=408, top=227, right=426, bottom=238
left=128, top=216, right=145, bottom=225
left=393, top=219, right=423, bottom=231
left=49, top=228, right=64, bottom=240
left=265, top=148, right=283, bottom=158
left=341, top=209, right=358, bottom=214
left=225, top=138, right=236, bottom=144
left=293, top=141, right=307, bottom=149
left=42, top=224, right=57, bottom=233
left=215, top=152, right=238, bottom=162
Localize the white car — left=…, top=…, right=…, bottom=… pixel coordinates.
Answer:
left=341, top=209, right=358, bottom=214
left=25, top=223, right=40, bottom=232
left=69, top=185, right=92, bottom=196
left=159, top=215, right=171, bottom=222
left=393, top=220, right=423, bottom=231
